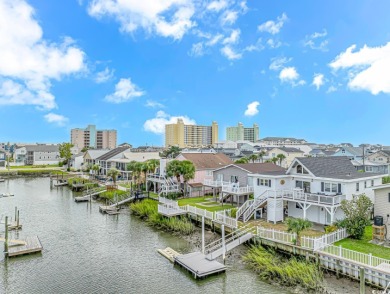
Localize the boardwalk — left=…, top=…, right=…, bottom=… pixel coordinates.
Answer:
left=7, top=236, right=43, bottom=257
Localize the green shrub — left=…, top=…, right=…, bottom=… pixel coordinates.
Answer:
left=230, top=208, right=238, bottom=218
left=244, top=246, right=323, bottom=291
left=99, top=190, right=127, bottom=200
left=324, top=224, right=338, bottom=234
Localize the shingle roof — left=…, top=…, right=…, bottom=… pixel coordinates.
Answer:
left=180, top=153, right=232, bottom=169
left=25, top=145, right=59, bottom=152
left=274, top=147, right=304, bottom=153
left=260, top=137, right=306, bottom=142
left=337, top=147, right=364, bottom=156
left=96, top=146, right=130, bottom=161
left=236, top=163, right=286, bottom=175
left=85, top=149, right=110, bottom=160
left=380, top=150, right=390, bottom=156
left=296, top=156, right=383, bottom=179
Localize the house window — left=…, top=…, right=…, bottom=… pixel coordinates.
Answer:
left=371, top=180, right=374, bottom=187
left=364, top=181, right=367, bottom=188
left=296, top=165, right=302, bottom=173
left=321, top=182, right=340, bottom=193
left=258, top=179, right=271, bottom=187
left=231, top=175, right=238, bottom=183
left=356, top=183, right=359, bottom=192
left=366, top=166, right=373, bottom=172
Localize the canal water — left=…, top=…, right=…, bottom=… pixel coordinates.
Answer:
left=0, top=178, right=286, bottom=294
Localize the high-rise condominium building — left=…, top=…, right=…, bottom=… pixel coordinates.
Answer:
left=71, top=125, right=117, bottom=149
left=226, top=123, right=259, bottom=142
left=165, top=119, right=218, bottom=148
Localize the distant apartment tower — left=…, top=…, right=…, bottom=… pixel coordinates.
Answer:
left=165, top=119, right=218, bottom=148
left=226, top=123, right=259, bottom=142
left=71, top=125, right=117, bottom=149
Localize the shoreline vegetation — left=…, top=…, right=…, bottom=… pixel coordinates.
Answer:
left=130, top=199, right=194, bottom=235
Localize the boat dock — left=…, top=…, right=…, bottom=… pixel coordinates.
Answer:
left=174, top=252, right=226, bottom=279
left=7, top=236, right=43, bottom=257
left=158, top=247, right=181, bottom=263
left=8, top=221, right=22, bottom=230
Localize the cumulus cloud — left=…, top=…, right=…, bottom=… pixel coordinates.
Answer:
left=269, top=57, right=292, bottom=71
left=144, top=111, right=196, bottom=134
left=279, top=67, right=305, bottom=86
left=88, top=0, right=195, bottom=40
left=266, top=38, right=282, bottom=49
left=221, top=46, right=242, bottom=60
left=244, top=101, right=260, bottom=116
left=312, top=73, right=325, bottom=90
left=329, top=43, right=390, bottom=95
left=221, top=10, right=238, bottom=25
left=105, top=78, right=145, bottom=103
left=145, top=100, right=165, bottom=108
left=304, top=29, right=328, bottom=51
left=258, top=13, right=288, bottom=35
left=189, top=42, right=204, bottom=57
left=44, top=113, right=69, bottom=126
left=207, top=0, right=228, bottom=12
left=222, top=29, right=240, bottom=44
left=95, top=67, right=114, bottom=83
left=0, top=0, right=86, bottom=110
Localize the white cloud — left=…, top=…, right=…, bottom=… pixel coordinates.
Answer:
left=145, top=100, right=165, bottom=108
left=207, top=0, right=228, bottom=12
left=258, top=13, right=288, bottom=35
left=95, top=67, right=114, bottom=83
left=329, top=43, right=390, bottom=95
left=189, top=42, right=204, bottom=57
left=267, top=38, right=282, bottom=49
left=304, top=29, right=328, bottom=51
left=44, top=113, right=69, bottom=126
left=105, top=78, right=145, bottom=103
left=0, top=0, right=86, bottom=110
left=88, top=0, right=195, bottom=40
left=222, top=29, right=240, bottom=44
left=206, top=34, right=224, bottom=46
left=312, top=73, right=325, bottom=90
left=279, top=67, right=305, bottom=86
left=144, top=110, right=196, bottom=134
left=327, top=85, right=337, bottom=93
left=244, top=101, right=260, bottom=116
left=221, top=10, right=238, bottom=25
left=269, top=57, right=291, bottom=71
left=221, top=46, right=242, bottom=60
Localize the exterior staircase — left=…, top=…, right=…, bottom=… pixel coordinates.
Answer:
left=236, top=191, right=269, bottom=222
left=158, top=177, right=180, bottom=196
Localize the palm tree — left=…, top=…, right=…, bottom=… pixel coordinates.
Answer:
left=92, top=164, right=100, bottom=178
left=248, top=154, right=258, bottom=163
left=271, top=157, right=278, bottom=164
left=235, top=157, right=249, bottom=164
left=276, top=154, right=286, bottom=166
left=166, top=160, right=183, bottom=185
left=258, top=151, right=266, bottom=163
left=181, top=160, right=195, bottom=197
left=146, top=159, right=159, bottom=174
left=160, top=146, right=181, bottom=159
left=286, top=217, right=312, bottom=246
left=107, top=167, right=120, bottom=185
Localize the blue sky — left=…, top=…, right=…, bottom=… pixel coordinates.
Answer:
left=1, top=0, right=390, bottom=146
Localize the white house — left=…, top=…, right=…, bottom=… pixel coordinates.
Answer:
left=14, top=145, right=60, bottom=166
left=245, top=156, right=384, bottom=225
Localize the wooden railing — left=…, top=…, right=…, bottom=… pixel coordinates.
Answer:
left=180, top=205, right=214, bottom=220
left=222, top=184, right=254, bottom=194
left=257, top=227, right=296, bottom=244
left=203, top=179, right=231, bottom=187
left=266, top=189, right=346, bottom=206
left=214, top=211, right=238, bottom=228
left=158, top=196, right=179, bottom=207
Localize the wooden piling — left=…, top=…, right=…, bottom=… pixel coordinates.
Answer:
left=4, top=216, right=8, bottom=258
left=359, top=267, right=365, bottom=294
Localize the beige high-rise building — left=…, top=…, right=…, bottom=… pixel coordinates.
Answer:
left=165, top=119, right=218, bottom=148
left=226, top=123, right=259, bottom=142
left=71, top=125, right=117, bottom=149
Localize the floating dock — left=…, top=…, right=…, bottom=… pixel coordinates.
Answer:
left=174, top=251, right=226, bottom=279
left=8, top=221, right=22, bottom=230
left=74, top=195, right=91, bottom=202
left=7, top=236, right=43, bottom=257
left=158, top=247, right=181, bottom=263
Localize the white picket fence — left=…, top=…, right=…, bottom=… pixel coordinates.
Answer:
left=180, top=204, right=214, bottom=220
left=158, top=196, right=179, bottom=207
left=301, top=228, right=348, bottom=250
left=257, top=227, right=296, bottom=244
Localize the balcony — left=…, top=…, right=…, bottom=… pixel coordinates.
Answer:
left=222, top=184, right=254, bottom=195
left=203, top=179, right=231, bottom=188
left=266, top=189, right=346, bottom=206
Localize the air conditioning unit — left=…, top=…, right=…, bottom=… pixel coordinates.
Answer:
left=374, top=215, right=383, bottom=226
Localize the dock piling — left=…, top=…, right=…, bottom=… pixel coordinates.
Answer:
left=359, top=267, right=365, bottom=294
left=4, top=216, right=8, bottom=258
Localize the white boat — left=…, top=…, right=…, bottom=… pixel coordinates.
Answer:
left=0, top=193, right=14, bottom=197
left=0, top=178, right=5, bottom=183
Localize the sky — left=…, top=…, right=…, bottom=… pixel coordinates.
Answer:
left=1, top=0, right=390, bottom=146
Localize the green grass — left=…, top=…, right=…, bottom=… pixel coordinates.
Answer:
left=99, top=189, right=127, bottom=200
left=334, top=226, right=390, bottom=259
left=10, top=164, right=59, bottom=169
left=178, top=196, right=235, bottom=212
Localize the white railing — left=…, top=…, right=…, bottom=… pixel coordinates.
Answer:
left=180, top=205, right=214, bottom=220
left=222, top=184, right=254, bottom=194
left=203, top=179, right=231, bottom=187
left=158, top=203, right=185, bottom=215
left=266, top=189, right=346, bottom=206
left=236, top=199, right=254, bottom=220
left=158, top=196, right=179, bottom=207
left=205, top=226, right=253, bottom=255
left=301, top=228, right=348, bottom=250
left=147, top=174, right=167, bottom=182
left=214, top=211, right=238, bottom=228
left=243, top=194, right=268, bottom=222
left=257, top=227, right=296, bottom=244
left=321, top=244, right=390, bottom=268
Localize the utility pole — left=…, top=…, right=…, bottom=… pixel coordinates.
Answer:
left=362, top=145, right=365, bottom=172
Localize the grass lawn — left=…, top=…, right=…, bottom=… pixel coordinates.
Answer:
left=334, top=226, right=390, bottom=259
left=10, top=164, right=59, bottom=169
left=178, top=196, right=235, bottom=212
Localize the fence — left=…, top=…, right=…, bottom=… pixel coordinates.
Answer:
left=257, top=227, right=296, bottom=244
left=158, top=196, right=179, bottom=207
left=180, top=205, right=214, bottom=220
left=301, top=228, right=348, bottom=250
left=214, top=211, right=238, bottom=228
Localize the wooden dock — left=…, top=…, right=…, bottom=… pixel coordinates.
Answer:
left=8, top=221, right=22, bottom=230
left=158, top=247, right=181, bottom=263
left=174, top=252, right=226, bottom=279
left=7, top=236, right=43, bottom=257
left=99, top=206, right=119, bottom=214
left=74, top=195, right=91, bottom=202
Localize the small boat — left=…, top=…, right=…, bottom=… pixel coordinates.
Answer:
left=0, top=193, right=14, bottom=197
left=0, top=178, right=5, bottom=183
left=54, top=181, right=68, bottom=187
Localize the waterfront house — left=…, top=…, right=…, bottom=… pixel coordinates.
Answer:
left=0, top=151, right=6, bottom=169
left=267, top=147, right=305, bottom=168
left=204, top=163, right=286, bottom=205
left=96, top=146, right=131, bottom=175
left=83, top=149, right=110, bottom=167
left=332, top=146, right=367, bottom=160
left=176, top=152, right=232, bottom=196
left=246, top=156, right=384, bottom=225
left=69, top=153, right=85, bottom=171
left=14, top=145, right=60, bottom=165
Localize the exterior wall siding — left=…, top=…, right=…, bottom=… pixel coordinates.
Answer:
left=213, top=166, right=251, bottom=186
left=374, top=187, right=390, bottom=236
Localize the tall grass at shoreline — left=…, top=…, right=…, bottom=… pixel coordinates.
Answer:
left=244, top=245, right=323, bottom=291
left=130, top=200, right=194, bottom=235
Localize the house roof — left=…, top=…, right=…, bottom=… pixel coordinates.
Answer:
left=295, top=156, right=383, bottom=179
left=111, top=152, right=160, bottom=163
left=24, top=145, right=59, bottom=152
left=271, top=147, right=304, bottom=153
left=260, top=137, right=306, bottom=142
left=379, top=150, right=390, bottom=157
left=96, top=146, right=130, bottom=161
left=179, top=153, right=232, bottom=169
left=84, top=149, right=110, bottom=160
left=336, top=147, right=364, bottom=156
left=235, top=163, right=286, bottom=175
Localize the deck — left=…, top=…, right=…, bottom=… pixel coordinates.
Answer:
left=158, top=204, right=187, bottom=217
left=7, top=236, right=43, bottom=257
left=174, top=252, right=226, bottom=279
